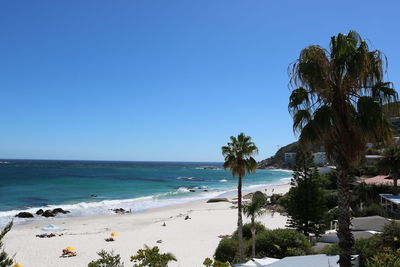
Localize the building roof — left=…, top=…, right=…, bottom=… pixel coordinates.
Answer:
left=381, top=194, right=400, bottom=205
left=351, top=215, right=390, bottom=232
left=358, top=175, right=393, bottom=185
left=267, top=255, right=340, bottom=267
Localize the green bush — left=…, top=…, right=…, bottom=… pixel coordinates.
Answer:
left=323, top=191, right=338, bottom=210
left=381, top=221, right=400, bottom=250
left=214, top=238, right=238, bottom=263
left=88, top=250, right=124, bottom=267
left=366, top=248, right=400, bottom=267
left=269, top=194, right=283, bottom=205
left=131, top=245, right=176, bottom=267
left=232, top=222, right=266, bottom=240
left=356, top=203, right=388, bottom=217
left=254, top=229, right=311, bottom=259
left=321, top=234, right=382, bottom=266
left=0, top=221, right=14, bottom=267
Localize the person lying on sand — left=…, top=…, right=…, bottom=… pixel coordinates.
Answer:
left=105, top=237, right=115, bottom=242
left=61, top=249, right=77, bottom=257
left=36, top=233, right=56, bottom=238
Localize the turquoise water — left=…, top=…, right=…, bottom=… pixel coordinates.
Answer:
left=0, top=160, right=291, bottom=225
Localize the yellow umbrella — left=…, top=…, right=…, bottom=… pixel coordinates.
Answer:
left=65, top=246, right=76, bottom=251
left=111, top=232, right=118, bottom=237
left=12, top=264, right=24, bottom=267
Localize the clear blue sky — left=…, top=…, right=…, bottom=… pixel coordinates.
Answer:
left=1, top=1, right=399, bottom=162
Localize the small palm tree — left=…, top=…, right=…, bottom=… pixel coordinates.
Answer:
left=378, top=145, right=400, bottom=195
left=222, top=133, right=258, bottom=263
left=243, top=191, right=267, bottom=258
left=288, top=31, right=398, bottom=266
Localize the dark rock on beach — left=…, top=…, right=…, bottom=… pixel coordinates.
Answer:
left=52, top=208, right=70, bottom=214
left=36, top=209, right=44, bottom=215
left=15, top=212, right=34, bottom=218
left=42, top=209, right=56, bottom=217
left=207, top=198, right=229, bottom=203
left=110, top=208, right=130, bottom=214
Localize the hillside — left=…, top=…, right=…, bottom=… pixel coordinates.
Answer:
left=258, top=141, right=324, bottom=169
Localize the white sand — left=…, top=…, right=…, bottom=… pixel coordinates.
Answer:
left=4, top=184, right=291, bottom=267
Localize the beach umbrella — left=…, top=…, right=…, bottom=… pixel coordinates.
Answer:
left=111, top=232, right=118, bottom=237
left=65, top=246, right=76, bottom=251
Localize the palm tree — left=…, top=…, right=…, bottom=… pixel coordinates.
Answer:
left=243, top=191, right=267, bottom=258
left=378, top=145, right=400, bottom=195
left=222, top=133, right=258, bottom=263
left=288, top=31, right=398, bottom=267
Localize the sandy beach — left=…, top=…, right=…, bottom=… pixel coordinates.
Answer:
left=4, top=184, right=291, bottom=267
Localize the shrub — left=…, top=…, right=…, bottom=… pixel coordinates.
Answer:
left=276, top=193, right=290, bottom=209
left=366, top=248, right=400, bottom=267
left=232, top=223, right=266, bottom=240
left=202, top=257, right=230, bottom=267
left=0, top=221, right=14, bottom=267
left=88, top=250, right=124, bottom=267
left=214, top=238, right=238, bottom=263
left=381, top=221, right=400, bottom=250
left=321, top=235, right=382, bottom=266
left=131, top=245, right=176, bottom=267
left=269, top=194, right=283, bottom=205
left=356, top=203, right=388, bottom=217
left=254, top=229, right=311, bottom=258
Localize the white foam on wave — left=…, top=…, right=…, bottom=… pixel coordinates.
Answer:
left=219, top=179, right=228, bottom=183
left=0, top=189, right=225, bottom=227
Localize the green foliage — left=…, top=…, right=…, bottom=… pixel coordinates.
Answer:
left=221, top=133, right=258, bottom=178
left=254, top=229, right=311, bottom=259
left=360, top=165, right=379, bottom=176
left=355, top=203, right=388, bottom=217
left=323, top=190, right=338, bottom=210
left=232, top=223, right=267, bottom=240
left=214, top=238, right=238, bottom=263
left=288, top=30, right=398, bottom=266
left=202, top=258, right=230, bottom=267
left=269, top=194, right=283, bottom=205
left=243, top=192, right=266, bottom=220
left=286, top=151, right=327, bottom=236
left=366, top=248, right=400, bottom=267
left=321, top=223, right=400, bottom=266
left=0, top=221, right=14, bottom=267
left=203, top=257, right=213, bottom=267
left=381, top=221, right=400, bottom=250
left=131, top=246, right=176, bottom=267
left=88, top=250, right=124, bottom=267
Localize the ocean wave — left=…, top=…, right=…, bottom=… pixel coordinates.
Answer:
left=0, top=189, right=224, bottom=227
left=176, top=176, right=205, bottom=181
left=219, top=179, right=228, bottom=182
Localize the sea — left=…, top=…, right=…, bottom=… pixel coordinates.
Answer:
left=0, top=160, right=292, bottom=226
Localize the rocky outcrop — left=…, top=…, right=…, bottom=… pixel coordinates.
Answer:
left=42, top=209, right=56, bottom=217
left=258, top=141, right=324, bottom=169
left=207, top=198, right=229, bottom=203
left=52, top=208, right=70, bottom=214
left=41, top=208, right=70, bottom=217
left=15, top=212, right=34, bottom=218
left=110, top=208, right=130, bottom=214
left=36, top=209, right=44, bottom=215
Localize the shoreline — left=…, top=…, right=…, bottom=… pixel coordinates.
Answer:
left=4, top=183, right=291, bottom=267
left=0, top=170, right=292, bottom=227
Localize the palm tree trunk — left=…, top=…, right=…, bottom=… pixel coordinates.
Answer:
left=394, top=178, right=398, bottom=195
left=238, top=174, right=244, bottom=263
left=337, top=166, right=354, bottom=267
left=251, top=216, right=256, bottom=258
